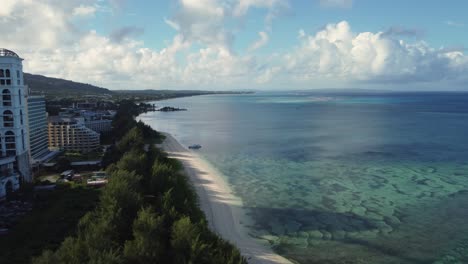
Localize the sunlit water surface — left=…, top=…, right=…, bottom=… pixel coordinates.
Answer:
left=138, top=92, right=468, bottom=264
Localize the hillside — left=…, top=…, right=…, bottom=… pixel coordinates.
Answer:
left=23, top=73, right=253, bottom=100
left=24, top=73, right=112, bottom=96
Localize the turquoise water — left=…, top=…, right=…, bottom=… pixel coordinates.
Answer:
left=138, top=92, right=468, bottom=264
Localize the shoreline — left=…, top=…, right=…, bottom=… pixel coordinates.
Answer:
left=159, top=133, right=293, bottom=264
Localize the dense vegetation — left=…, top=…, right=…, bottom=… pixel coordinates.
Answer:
left=33, top=101, right=246, bottom=264
left=0, top=185, right=100, bottom=264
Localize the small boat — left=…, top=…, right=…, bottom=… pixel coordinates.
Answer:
left=188, top=144, right=202, bottom=149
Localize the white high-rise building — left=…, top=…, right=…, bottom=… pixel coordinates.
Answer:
left=0, top=48, right=31, bottom=199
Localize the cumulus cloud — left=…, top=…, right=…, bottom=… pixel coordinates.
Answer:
left=0, top=0, right=271, bottom=89
left=233, top=0, right=287, bottom=16
left=73, top=5, right=97, bottom=16
left=319, top=0, right=353, bottom=8
left=1, top=1, right=468, bottom=90
left=170, top=0, right=231, bottom=51
left=166, top=0, right=288, bottom=52
left=274, top=21, right=468, bottom=85
left=233, top=0, right=289, bottom=29
left=0, top=0, right=78, bottom=49
left=249, top=31, right=269, bottom=52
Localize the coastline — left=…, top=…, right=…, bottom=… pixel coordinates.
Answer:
left=159, top=133, right=293, bottom=264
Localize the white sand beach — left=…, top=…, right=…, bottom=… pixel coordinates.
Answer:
left=160, top=133, right=293, bottom=264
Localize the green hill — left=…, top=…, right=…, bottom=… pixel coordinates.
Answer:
left=24, top=73, right=113, bottom=96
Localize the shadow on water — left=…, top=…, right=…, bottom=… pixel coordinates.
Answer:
left=239, top=190, right=468, bottom=264
left=241, top=206, right=432, bottom=264
left=247, top=206, right=378, bottom=233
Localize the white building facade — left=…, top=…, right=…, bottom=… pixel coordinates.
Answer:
left=0, top=49, right=31, bottom=199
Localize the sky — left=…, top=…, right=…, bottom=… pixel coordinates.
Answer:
left=1, top=0, right=468, bottom=90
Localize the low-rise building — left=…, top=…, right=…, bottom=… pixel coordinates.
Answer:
left=48, top=116, right=100, bottom=152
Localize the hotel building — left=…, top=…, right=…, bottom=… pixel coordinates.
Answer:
left=28, top=96, right=49, bottom=161
left=48, top=116, right=100, bottom=152
left=0, top=48, right=31, bottom=198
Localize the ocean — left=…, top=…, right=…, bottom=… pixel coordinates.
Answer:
left=138, top=91, right=468, bottom=264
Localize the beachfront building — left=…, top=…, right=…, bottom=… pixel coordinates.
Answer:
left=28, top=96, right=49, bottom=162
left=0, top=48, right=31, bottom=199
left=84, top=119, right=112, bottom=133
left=58, top=109, right=113, bottom=134
left=48, top=116, right=100, bottom=152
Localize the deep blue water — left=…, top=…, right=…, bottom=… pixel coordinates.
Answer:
left=139, top=92, right=468, bottom=264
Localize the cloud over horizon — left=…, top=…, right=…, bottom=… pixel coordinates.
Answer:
left=0, top=0, right=467, bottom=90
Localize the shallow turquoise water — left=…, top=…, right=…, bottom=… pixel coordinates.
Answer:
left=138, top=92, right=468, bottom=264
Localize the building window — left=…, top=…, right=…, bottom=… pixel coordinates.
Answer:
left=0, top=132, right=2, bottom=156
left=20, top=110, right=23, bottom=125
left=18, top=90, right=21, bottom=105
left=3, top=110, right=14, bottom=127
left=16, top=70, right=19, bottom=79
left=2, top=89, right=11, bottom=106
left=5, top=131, right=15, bottom=156
left=0, top=69, right=12, bottom=86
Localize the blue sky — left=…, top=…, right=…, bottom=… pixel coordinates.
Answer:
left=1, top=0, right=467, bottom=90
left=90, top=1, right=468, bottom=53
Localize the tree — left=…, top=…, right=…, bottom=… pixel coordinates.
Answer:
left=116, top=150, right=147, bottom=178
left=150, top=163, right=177, bottom=195
left=171, top=216, right=200, bottom=264
left=123, top=207, right=167, bottom=263
left=99, top=170, right=143, bottom=243
left=55, top=157, right=71, bottom=172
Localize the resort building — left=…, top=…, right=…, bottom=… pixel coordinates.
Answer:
left=84, top=119, right=112, bottom=133
left=48, top=116, right=100, bottom=152
left=27, top=96, right=49, bottom=161
left=58, top=108, right=113, bottom=134
left=0, top=48, right=31, bottom=199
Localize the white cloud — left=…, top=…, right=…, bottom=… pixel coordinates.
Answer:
left=249, top=31, right=269, bottom=52
left=298, top=29, right=306, bottom=39
left=73, top=5, right=97, bottom=16
left=170, top=0, right=231, bottom=51
left=0, top=0, right=76, bottom=49
left=274, top=21, right=468, bottom=85
left=233, top=0, right=289, bottom=30
left=445, top=20, right=464, bottom=27
left=0, top=0, right=17, bottom=17
left=256, top=66, right=280, bottom=84
left=1, top=1, right=468, bottom=90
left=319, top=0, right=353, bottom=8
left=164, top=18, right=180, bottom=31
left=234, top=0, right=283, bottom=16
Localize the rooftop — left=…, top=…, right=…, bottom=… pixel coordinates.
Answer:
left=0, top=48, right=20, bottom=58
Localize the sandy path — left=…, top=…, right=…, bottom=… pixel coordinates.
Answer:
left=160, top=133, right=293, bottom=264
